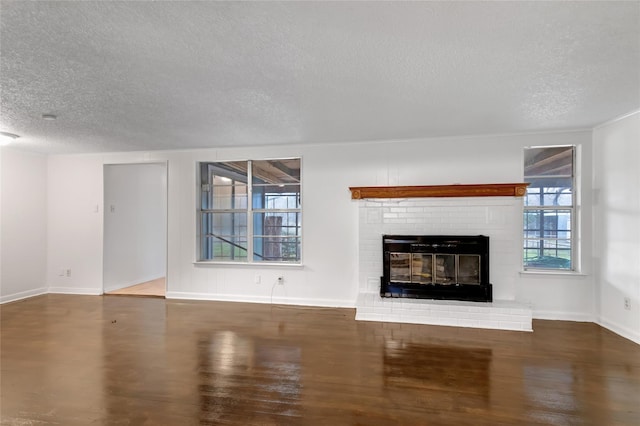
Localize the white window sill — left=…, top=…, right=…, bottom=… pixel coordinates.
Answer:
left=519, top=270, right=587, bottom=277
left=194, top=261, right=304, bottom=269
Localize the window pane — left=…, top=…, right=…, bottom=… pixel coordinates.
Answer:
left=524, top=211, right=541, bottom=230
left=523, top=239, right=571, bottom=269
left=252, top=159, right=301, bottom=185
left=202, top=161, right=248, bottom=181
left=201, top=212, right=247, bottom=238
left=253, top=212, right=301, bottom=262
left=524, top=146, right=573, bottom=177
left=524, top=177, right=572, bottom=207
left=525, top=187, right=541, bottom=207
left=203, top=181, right=247, bottom=210
left=253, top=185, right=301, bottom=209
left=201, top=161, right=248, bottom=210
left=254, top=237, right=301, bottom=262
left=524, top=209, right=571, bottom=233
left=524, top=206, right=572, bottom=267
left=253, top=212, right=301, bottom=237
left=201, top=235, right=248, bottom=261
left=523, top=238, right=572, bottom=250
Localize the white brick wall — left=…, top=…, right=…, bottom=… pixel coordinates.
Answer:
left=355, top=293, right=532, bottom=331
left=355, top=197, right=533, bottom=332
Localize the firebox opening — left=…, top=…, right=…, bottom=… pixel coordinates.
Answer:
left=381, top=235, right=492, bottom=302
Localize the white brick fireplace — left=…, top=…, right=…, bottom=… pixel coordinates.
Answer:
left=354, top=194, right=533, bottom=332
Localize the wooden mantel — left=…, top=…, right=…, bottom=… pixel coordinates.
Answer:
left=349, top=183, right=529, bottom=200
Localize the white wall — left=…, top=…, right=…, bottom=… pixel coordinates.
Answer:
left=0, top=147, right=48, bottom=303
left=44, top=130, right=594, bottom=318
left=47, top=155, right=104, bottom=294
left=103, top=163, right=166, bottom=292
left=593, top=111, right=640, bottom=344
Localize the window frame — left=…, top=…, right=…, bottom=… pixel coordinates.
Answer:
left=522, top=145, right=579, bottom=272
left=196, top=158, right=302, bottom=265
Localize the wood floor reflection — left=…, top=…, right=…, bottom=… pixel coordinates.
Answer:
left=1, top=295, right=639, bottom=425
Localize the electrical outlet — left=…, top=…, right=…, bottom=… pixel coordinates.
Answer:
left=254, top=274, right=261, bottom=285
left=624, top=297, right=631, bottom=310
left=65, top=269, right=72, bottom=277
left=277, top=276, right=284, bottom=285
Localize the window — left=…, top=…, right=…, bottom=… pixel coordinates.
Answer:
left=523, top=146, right=575, bottom=270
left=198, top=159, right=301, bottom=263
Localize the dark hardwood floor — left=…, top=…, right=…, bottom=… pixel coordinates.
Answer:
left=1, top=294, right=639, bottom=425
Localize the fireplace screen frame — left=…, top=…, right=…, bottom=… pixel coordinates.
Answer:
left=382, top=235, right=492, bottom=302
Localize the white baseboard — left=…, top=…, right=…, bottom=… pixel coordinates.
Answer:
left=272, top=296, right=354, bottom=308
left=0, top=287, right=48, bottom=304
left=533, top=310, right=595, bottom=322
left=165, top=291, right=354, bottom=308
left=48, top=287, right=103, bottom=295
left=598, top=317, right=640, bottom=345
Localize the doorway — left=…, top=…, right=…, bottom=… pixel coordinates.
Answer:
left=103, top=163, right=167, bottom=297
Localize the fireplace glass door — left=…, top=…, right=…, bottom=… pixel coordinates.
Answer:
left=411, top=254, right=433, bottom=283
left=389, top=253, right=411, bottom=282
left=435, top=254, right=456, bottom=284
left=458, top=255, right=481, bottom=284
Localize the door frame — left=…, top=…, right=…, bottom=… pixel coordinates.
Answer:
left=102, top=161, right=168, bottom=296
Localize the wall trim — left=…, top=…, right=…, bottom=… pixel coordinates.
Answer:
left=533, top=310, right=595, bottom=322
left=0, top=287, right=48, bottom=304
left=56, top=127, right=591, bottom=157
left=593, top=109, right=640, bottom=130
left=166, top=291, right=355, bottom=309
left=598, top=317, right=640, bottom=346
left=48, top=287, right=103, bottom=295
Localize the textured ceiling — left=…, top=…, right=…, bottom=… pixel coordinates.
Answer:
left=1, top=1, right=639, bottom=154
